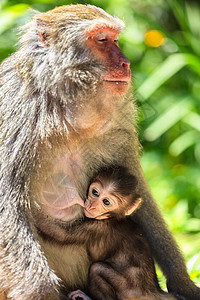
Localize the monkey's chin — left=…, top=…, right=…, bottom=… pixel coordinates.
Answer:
left=84, top=208, right=107, bottom=220
left=102, top=80, right=129, bottom=96
left=84, top=208, right=99, bottom=219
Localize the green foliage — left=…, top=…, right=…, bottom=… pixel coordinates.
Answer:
left=0, top=0, right=199, bottom=284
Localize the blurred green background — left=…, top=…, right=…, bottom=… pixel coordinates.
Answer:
left=0, top=0, right=199, bottom=287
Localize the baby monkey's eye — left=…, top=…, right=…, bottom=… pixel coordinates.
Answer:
left=103, top=198, right=111, bottom=206
left=92, top=188, right=99, bottom=197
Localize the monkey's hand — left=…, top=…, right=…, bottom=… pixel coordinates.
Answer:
left=68, top=290, right=92, bottom=300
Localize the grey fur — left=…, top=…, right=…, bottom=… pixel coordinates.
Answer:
left=0, top=4, right=199, bottom=300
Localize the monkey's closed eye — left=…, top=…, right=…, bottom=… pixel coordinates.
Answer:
left=103, top=198, right=111, bottom=206
left=98, top=38, right=107, bottom=43
left=92, top=188, right=99, bottom=197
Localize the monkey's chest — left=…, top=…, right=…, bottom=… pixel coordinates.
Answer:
left=37, top=130, right=133, bottom=220
left=85, top=223, right=119, bottom=262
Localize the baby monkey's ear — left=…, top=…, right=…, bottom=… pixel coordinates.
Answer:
left=125, top=197, right=142, bottom=216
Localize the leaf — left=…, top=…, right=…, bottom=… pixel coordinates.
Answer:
left=187, top=254, right=200, bottom=272
left=137, top=53, right=200, bottom=101
left=143, top=96, right=193, bottom=141
left=0, top=4, right=29, bottom=35
left=183, top=112, right=200, bottom=131
left=169, top=130, right=200, bottom=156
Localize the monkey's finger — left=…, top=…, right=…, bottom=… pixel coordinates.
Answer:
left=68, top=290, right=92, bottom=300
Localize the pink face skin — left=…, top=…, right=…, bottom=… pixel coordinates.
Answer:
left=85, top=25, right=131, bottom=96
left=84, top=181, right=120, bottom=220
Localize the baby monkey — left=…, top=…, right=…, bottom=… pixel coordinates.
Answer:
left=68, top=166, right=176, bottom=300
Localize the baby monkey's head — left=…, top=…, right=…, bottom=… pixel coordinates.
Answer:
left=84, top=166, right=142, bottom=220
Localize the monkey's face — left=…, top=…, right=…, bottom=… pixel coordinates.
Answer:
left=31, top=12, right=131, bottom=99
left=85, top=25, right=131, bottom=96
left=84, top=181, right=121, bottom=220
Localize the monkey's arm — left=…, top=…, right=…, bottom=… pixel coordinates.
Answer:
left=133, top=164, right=200, bottom=300
left=0, top=71, right=60, bottom=299
left=0, top=202, right=59, bottom=300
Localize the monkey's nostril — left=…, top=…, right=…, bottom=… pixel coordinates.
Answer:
left=122, top=62, right=130, bottom=70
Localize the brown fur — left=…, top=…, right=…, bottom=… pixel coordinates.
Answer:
left=65, top=218, right=176, bottom=300
left=0, top=291, right=7, bottom=300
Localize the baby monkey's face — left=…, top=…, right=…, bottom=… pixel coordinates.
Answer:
left=84, top=181, right=121, bottom=220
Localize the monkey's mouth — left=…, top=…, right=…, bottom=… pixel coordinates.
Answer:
left=102, top=78, right=130, bottom=95
left=84, top=208, right=109, bottom=220
left=103, top=80, right=129, bottom=85
left=84, top=208, right=95, bottom=219
left=84, top=208, right=99, bottom=219
left=102, top=70, right=131, bottom=84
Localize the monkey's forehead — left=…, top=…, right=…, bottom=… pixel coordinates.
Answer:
left=87, top=5, right=125, bottom=32
left=35, top=4, right=125, bottom=33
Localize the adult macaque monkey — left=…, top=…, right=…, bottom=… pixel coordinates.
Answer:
left=68, top=166, right=176, bottom=300
left=0, top=4, right=199, bottom=300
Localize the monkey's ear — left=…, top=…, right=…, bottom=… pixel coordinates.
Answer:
left=36, top=18, right=50, bottom=47
left=125, top=197, right=142, bottom=216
